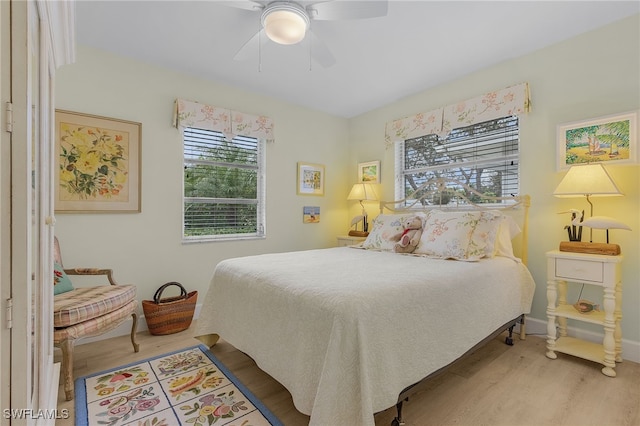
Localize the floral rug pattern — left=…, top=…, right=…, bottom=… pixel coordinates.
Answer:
left=76, top=345, right=282, bottom=426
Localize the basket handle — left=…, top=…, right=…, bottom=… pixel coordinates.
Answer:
left=153, top=282, right=187, bottom=304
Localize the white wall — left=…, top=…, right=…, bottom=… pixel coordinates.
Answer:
left=55, top=46, right=351, bottom=305
left=349, top=14, right=640, bottom=359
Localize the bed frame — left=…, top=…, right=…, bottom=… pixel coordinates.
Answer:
left=387, top=315, right=525, bottom=426
left=198, top=177, right=533, bottom=425
left=376, top=177, right=531, bottom=426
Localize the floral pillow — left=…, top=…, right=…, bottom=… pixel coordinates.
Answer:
left=362, top=212, right=428, bottom=251
left=468, top=210, right=523, bottom=259
left=468, top=210, right=505, bottom=258
left=54, top=262, right=74, bottom=295
left=414, top=210, right=482, bottom=260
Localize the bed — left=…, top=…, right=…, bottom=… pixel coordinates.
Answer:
left=195, top=179, right=536, bottom=426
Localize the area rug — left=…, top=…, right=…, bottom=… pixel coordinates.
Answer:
left=75, top=344, right=283, bottom=426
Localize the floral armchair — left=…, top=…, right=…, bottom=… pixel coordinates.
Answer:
left=53, top=237, right=139, bottom=400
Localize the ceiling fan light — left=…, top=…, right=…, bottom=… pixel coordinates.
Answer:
left=262, top=5, right=309, bottom=45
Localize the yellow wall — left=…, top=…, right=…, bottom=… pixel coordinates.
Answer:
left=349, top=14, right=639, bottom=353
left=56, top=14, right=639, bottom=357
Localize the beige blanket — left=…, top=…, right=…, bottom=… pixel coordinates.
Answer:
left=195, top=247, right=535, bottom=426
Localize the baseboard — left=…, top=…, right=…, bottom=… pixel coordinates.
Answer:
left=519, top=316, right=640, bottom=363
left=67, top=307, right=640, bottom=364
left=71, top=303, right=204, bottom=346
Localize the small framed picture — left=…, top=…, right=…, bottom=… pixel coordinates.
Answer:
left=297, top=162, right=325, bottom=196
left=358, top=160, right=380, bottom=183
left=303, top=206, right=320, bottom=223
left=557, top=111, right=637, bottom=171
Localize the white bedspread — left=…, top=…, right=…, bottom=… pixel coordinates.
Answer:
left=195, top=247, right=535, bottom=426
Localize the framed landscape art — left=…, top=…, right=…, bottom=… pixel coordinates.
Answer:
left=55, top=110, right=142, bottom=213
left=557, top=111, right=637, bottom=171
left=358, top=160, right=380, bottom=183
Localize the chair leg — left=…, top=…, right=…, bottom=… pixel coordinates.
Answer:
left=59, top=339, right=75, bottom=401
left=131, top=312, right=140, bottom=353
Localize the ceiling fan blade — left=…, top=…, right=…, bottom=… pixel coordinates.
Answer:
left=308, top=0, right=388, bottom=20
left=308, top=30, right=335, bottom=68
left=233, top=30, right=264, bottom=61
left=219, top=1, right=265, bottom=12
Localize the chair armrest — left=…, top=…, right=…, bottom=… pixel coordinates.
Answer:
left=63, top=268, right=118, bottom=285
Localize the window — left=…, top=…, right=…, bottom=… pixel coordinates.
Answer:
left=183, top=127, right=265, bottom=241
left=395, top=116, right=519, bottom=206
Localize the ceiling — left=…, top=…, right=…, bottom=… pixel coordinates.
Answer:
left=75, top=1, right=639, bottom=118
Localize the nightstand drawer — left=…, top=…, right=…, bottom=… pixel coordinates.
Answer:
left=336, top=236, right=367, bottom=247
left=555, top=258, right=603, bottom=283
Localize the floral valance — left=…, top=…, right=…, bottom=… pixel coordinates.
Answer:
left=385, top=108, right=444, bottom=149
left=173, top=98, right=274, bottom=143
left=385, top=82, right=530, bottom=148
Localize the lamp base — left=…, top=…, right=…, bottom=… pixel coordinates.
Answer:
left=348, top=230, right=369, bottom=237
left=559, top=241, right=621, bottom=256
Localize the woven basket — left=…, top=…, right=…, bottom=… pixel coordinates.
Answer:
left=142, top=282, right=197, bottom=335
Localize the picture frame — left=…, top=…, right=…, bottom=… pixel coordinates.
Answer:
left=358, top=160, right=380, bottom=183
left=303, top=206, right=320, bottom=223
left=297, top=162, right=325, bottom=196
left=557, top=111, right=637, bottom=171
left=55, top=110, right=142, bottom=213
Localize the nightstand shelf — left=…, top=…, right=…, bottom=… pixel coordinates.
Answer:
left=545, top=250, right=623, bottom=377
left=552, top=336, right=606, bottom=365
left=554, top=304, right=605, bottom=325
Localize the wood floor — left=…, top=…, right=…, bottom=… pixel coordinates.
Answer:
left=56, top=323, right=640, bottom=426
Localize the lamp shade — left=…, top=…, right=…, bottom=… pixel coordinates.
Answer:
left=261, top=3, right=309, bottom=45
left=553, top=163, right=622, bottom=198
left=347, top=183, right=379, bottom=201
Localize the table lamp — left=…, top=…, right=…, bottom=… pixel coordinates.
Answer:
left=553, top=163, right=626, bottom=254
left=347, top=183, right=379, bottom=237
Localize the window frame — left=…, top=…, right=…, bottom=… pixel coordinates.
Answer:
left=395, top=115, right=520, bottom=208
left=182, top=127, right=266, bottom=243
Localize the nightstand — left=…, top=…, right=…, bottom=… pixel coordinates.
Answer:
left=545, top=250, right=623, bottom=377
left=337, top=235, right=367, bottom=247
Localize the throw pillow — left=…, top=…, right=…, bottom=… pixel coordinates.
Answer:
left=468, top=210, right=505, bottom=259
left=414, top=210, right=482, bottom=260
left=54, top=262, right=74, bottom=295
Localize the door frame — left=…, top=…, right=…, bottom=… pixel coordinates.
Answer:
left=0, top=0, right=13, bottom=418
left=1, top=1, right=75, bottom=423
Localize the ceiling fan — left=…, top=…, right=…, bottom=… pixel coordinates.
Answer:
left=222, top=0, right=389, bottom=67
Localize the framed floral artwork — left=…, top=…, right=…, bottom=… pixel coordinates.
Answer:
left=358, top=160, right=380, bottom=183
left=55, top=110, right=142, bottom=213
left=297, top=162, right=324, bottom=196
left=557, top=111, right=637, bottom=171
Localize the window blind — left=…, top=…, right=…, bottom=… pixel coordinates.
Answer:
left=183, top=127, right=265, bottom=240
left=396, top=116, right=519, bottom=206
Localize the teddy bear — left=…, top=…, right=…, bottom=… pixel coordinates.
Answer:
left=394, top=216, right=423, bottom=254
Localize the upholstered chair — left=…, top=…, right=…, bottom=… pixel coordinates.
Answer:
left=53, top=237, right=139, bottom=400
